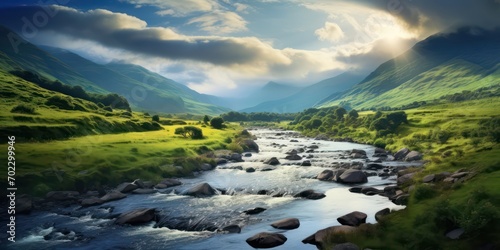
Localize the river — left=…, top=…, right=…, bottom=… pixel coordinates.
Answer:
left=8, top=128, right=418, bottom=250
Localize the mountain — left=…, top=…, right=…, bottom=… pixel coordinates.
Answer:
left=241, top=72, right=365, bottom=113
left=320, top=27, right=500, bottom=109
left=0, top=26, right=107, bottom=93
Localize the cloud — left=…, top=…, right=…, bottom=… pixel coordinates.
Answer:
left=123, top=0, right=217, bottom=16
left=315, top=22, right=345, bottom=42
left=187, top=10, right=247, bottom=34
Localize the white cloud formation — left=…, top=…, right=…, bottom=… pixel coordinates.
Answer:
left=187, top=10, right=247, bottom=34
left=315, top=22, right=345, bottom=42
left=124, top=0, right=217, bottom=16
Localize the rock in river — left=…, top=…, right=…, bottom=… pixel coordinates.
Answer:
left=115, top=208, right=156, bottom=225
left=246, top=232, right=287, bottom=248
left=337, top=169, right=368, bottom=184
left=337, top=211, right=367, bottom=227
left=294, top=189, right=326, bottom=200
left=264, top=157, right=281, bottom=165
left=271, top=218, right=300, bottom=230
left=182, top=183, right=217, bottom=197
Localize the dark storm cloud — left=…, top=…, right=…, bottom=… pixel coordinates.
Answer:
left=0, top=5, right=289, bottom=67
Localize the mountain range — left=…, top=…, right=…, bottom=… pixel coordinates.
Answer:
left=1, top=25, right=499, bottom=115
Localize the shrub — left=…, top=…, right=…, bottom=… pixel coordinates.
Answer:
left=373, top=138, right=387, bottom=149
left=227, top=143, right=243, bottom=153
left=103, top=106, right=113, bottom=112
left=414, top=184, right=436, bottom=201
left=45, top=95, right=75, bottom=110
left=152, top=115, right=160, bottom=122
left=11, top=103, right=36, bottom=114
left=175, top=126, right=203, bottom=139
left=210, top=117, right=225, bottom=129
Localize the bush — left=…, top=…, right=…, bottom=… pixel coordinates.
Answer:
left=152, top=115, right=160, bottom=122
left=414, top=184, right=436, bottom=201
left=103, top=106, right=113, bottom=112
left=210, top=117, right=225, bottom=129
left=45, top=95, right=75, bottom=110
left=11, top=103, right=36, bottom=114
left=373, top=138, right=387, bottom=149
left=175, top=126, right=203, bottom=139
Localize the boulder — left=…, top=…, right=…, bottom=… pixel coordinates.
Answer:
left=220, top=225, right=241, bottom=234
left=294, top=189, right=326, bottom=200
left=115, top=208, right=156, bottom=225
left=308, top=145, right=319, bottom=149
left=375, top=208, right=391, bottom=222
left=245, top=167, right=256, bottom=173
left=200, top=163, right=213, bottom=171
left=361, top=187, right=381, bottom=195
left=391, top=194, right=410, bottom=205
left=374, top=148, right=386, bottom=154
left=271, top=218, right=300, bottom=230
left=317, top=170, right=334, bottom=181
left=338, top=169, right=368, bottom=184
left=246, top=232, right=287, bottom=248
left=302, top=225, right=356, bottom=247
left=116, top=182, right=139, bottom=193
left=394, top=148, right=410, bottom=160
left=230, top=153, right=243, bottom=162
left=397, top=173, right=415, bottom=185
left=451, top=172, right=469, bottom=178
left=348, top=187, right=363, bottom=193
left=285, top=154, right=302, bottom=160
left=132, top=179, right=145, bottom=188
left=285, top=149, right=298, bottom=155
left=46, top=191, right=80, bottom=201
left=332, top=243, right=360, bottom=250
left=422, top=174, right=435, bottom=183
left=100, top=191, right=127, bottom=202
left=264, top=157, right=280, bottom=165
left=159, top=178, right=182, bottom=187
left=350, top=153, right=366, bottom=159
left=81, top=197, right=104, bottom=207
left=244, top=153, right=252, bottom=157
left=404, top=151, right=422, bottom=161
left=290, top=139, right=299, bottom=142
left=366, top=163, right=385, bottom=170
left=301, top=160, right=312, bottom=166
left=182, top=183, right=217, bottom=197
left=216, top=158, right=228, bottom=165
left=337, top=211, right=367, bottom=227
left=243, top=207, right=267, bottom=215
left=445, top=228, right=465, bottom=240
left=240, top=139, right=259, bottom=153
left=350, top=149, right=367, bottom=155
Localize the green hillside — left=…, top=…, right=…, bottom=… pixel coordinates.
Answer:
left=321, top=28, right=500, bottom=109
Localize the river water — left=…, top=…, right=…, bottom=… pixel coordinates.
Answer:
left=8, top=128, right=417, bottom=250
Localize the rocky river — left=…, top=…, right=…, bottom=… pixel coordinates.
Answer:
left=4, top=128, right=422, bottom=249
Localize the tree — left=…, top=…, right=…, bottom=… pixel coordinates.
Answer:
left=203, top=115, right=210, bottom=124
left=210, top=117, right=225, bottom=129
left=334, top=107, right=347, bottom=120
left=175, top=126, right=203, bottom=139
left=348, top=109, right=359, bottom=119
left=152, top=115, right=160, bottom=122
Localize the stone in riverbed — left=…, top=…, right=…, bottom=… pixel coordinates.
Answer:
left=375, top=208, right=391, bottom=222
left=243, top=207, right=267, bottom=215
left=264, top=157, right=280, bottom=165
left=285, top=154, right=302, bottom=160
left=246, top=232, right=287, bottom=248
left=182, top=183, right=217, bottom=197
left=220, top=225, right=241, bottom=234
left=301, top=160, right=312, bottom=166
left=394, top=148, right=410, bottom=160
left=81, top=197, right=104, bottom=207
left=317, top=170, right=334, bottom=180
left=116, top=182, right=139, bottom=193
left=132, top=188, right=157, bottom=194
left=115, top=208, right=156, bottom=225
left=271, top=218, right=300, bottom=230
left=404, top=151, right=422, bottom=161
left=337, top=169, right=368, bottom=184
left=294, top=189, right=326, bottom=200
left=100, top=191, right=127, bottom=202
left=337, top=211, right=367, bottom=227
left=159, top=178, right=182, bottom=187
left=245, top=167, right=256, bottom=173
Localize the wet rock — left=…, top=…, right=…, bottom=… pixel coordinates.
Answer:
left=246, top=167, right=256, bottom=173
left=374, top=148, right=386, bottom=154
left=200, top=163, right=213, bottom=171
left=81, top=197, right=104, bottom=207
left=264, top=157, right=281, bottom=165
left=337, top=211, right=367, bottom=226
left=155, top=216, right=218, bottom=232
left=315, top=134, right=329, bottom=140
left=451, top=172, right=469, bottom=178
left=216, top=158, right=228, bottom=165
left=361, top=187, right=381, bottom=195
left=100, top=191, right=127, bottom=202
left=294, top=189, right=326, bottom=200
left=317, top=170, right=334, bottom=181
left=246, top=232, right=287, bottom=248
left=132, top=188, right=157, bottom=194
left=290, top=139, right=299, bottom=142
left=230, top=153, right=243, bottom=162
left=446, top=228, right=465, bottom=240
left=244, top=207, right=267, bottom=215
left=285, top=149, right=298, bottom=155
left=375, top=208, right=391, bottom=222
left=159, top=178, right=182, bottom=188
left=257, top=190, right=269, bottom=195
left=333, top=243, right=360, bottom=250
left=46, top=191, right=80, bottom=201
left=394, top=148, right=410, bottom=160
left=338, top=169, right=368, bottom=184
left=391, top=194, right=410, bottom=205
left=244, top=153, right=252, bottom=157
left=351, top=149, right=367, bottom=156
left=220, top=225, right=241, bottom=234
left=308, top=145, right=319, bottom=149
left=348, top=187, right=363, bottom=193
left=182, top=183, right=217, bottom=197
left=116, top=182, right=139, bottom=193
left=239, top=139, right=259, bottom=153
left=285, top=154, right=302, bottom=160
left=132, top=179, right=145, bottom=188
left=302, top=225, right=356, bottom=248
left=301, top=160, right=312, bottom=166
left=261, top=167, right=276, bottom=172
left=43, top=228, right=83, bottom=241
left=350, top=153, right=366, bottom=159
left=115, top=208, right=156, bottom=225
left=271, top=218, right=300, bottom=230
left=366, top=163, right=385, bottom=170
left=404, top=151, right=422, bottom=161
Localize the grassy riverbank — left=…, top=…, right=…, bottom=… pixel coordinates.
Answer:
left=286, top=98, right=500, bottom=249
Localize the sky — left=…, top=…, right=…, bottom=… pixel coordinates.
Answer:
left=0, top=0, right=499, bottom=97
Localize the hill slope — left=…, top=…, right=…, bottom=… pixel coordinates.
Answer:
left=241, top=72, right=365, bottom=113
left=321, top=27, right=500, bottom=109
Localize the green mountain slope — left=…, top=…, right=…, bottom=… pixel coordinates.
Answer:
left=0, top=26, right=107, bottom=93
left=241, top=72, right=365, bottom=113
left=321, top=27, right=500, bottom=109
